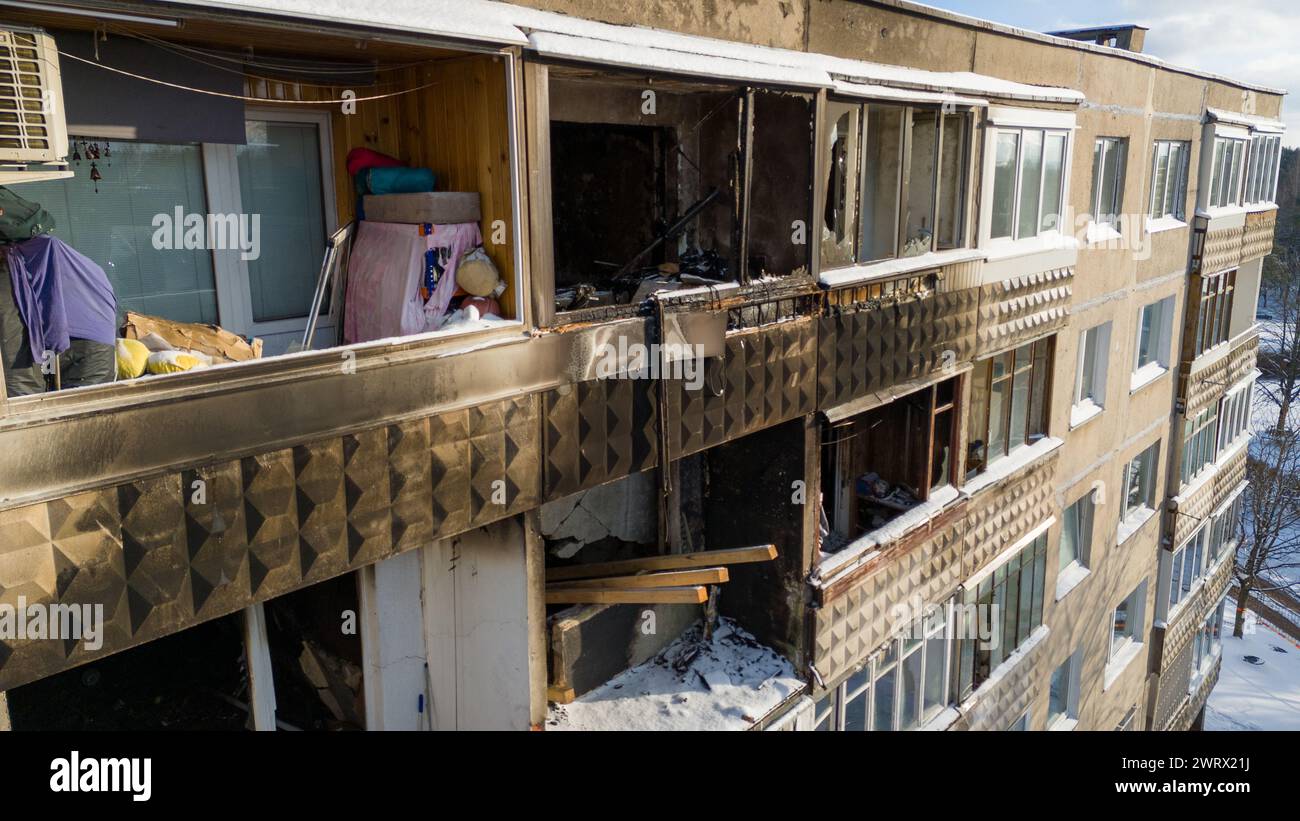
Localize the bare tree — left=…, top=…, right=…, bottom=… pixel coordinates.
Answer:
left=1256, top=248, right=1300, bottom=433
left=1236, top=423, right=1300, bottom=635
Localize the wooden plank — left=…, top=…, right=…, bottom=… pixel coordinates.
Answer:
left=545, top=545, right=777, bottom=582
left=546, top=567, right=729, bottom=589
left=544, top=586, right=710, bottom=605
left=547, top=685, right=576, bottom=705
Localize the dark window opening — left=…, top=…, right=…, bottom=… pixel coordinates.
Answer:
left=548, top=71, right=814, bottom=318
left=820, top=377, right=959, bottom=551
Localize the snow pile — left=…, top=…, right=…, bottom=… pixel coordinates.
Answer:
left=546, top=618, right=803, bottom=731
left=1204, top=600, right=1300, bottom=731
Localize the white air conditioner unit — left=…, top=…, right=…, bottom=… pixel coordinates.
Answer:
left=0, top=25, right=71, bottom=183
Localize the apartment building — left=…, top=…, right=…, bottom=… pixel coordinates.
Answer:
left=0, top=0, right=1283, bottom=731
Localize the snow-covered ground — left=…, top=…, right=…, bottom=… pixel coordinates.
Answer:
left=546, top=617, right=803, bottom=731
left=1205, top=601, right=1300, bottom=730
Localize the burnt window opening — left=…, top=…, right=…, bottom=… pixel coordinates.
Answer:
left=6, top=613, right=249, bottom=730
left=820, top=101, right=972, bottom=271
left=966, top=337, right=1053, bottom=480
left=820, top=376, right=959, bottom=552
left=547, top=69, right=814, bottom=317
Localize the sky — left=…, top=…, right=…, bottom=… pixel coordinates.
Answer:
left=920, top=1, right=1298, bottom=145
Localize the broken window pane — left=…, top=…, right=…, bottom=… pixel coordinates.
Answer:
left=902, top=109, right=938, bottom=257
left=821, top=100, right=861, bottom=269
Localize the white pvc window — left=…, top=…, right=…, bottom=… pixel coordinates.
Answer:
left=1090, top=137, right=1126, bottom=228
left=1148, top=140, right=1188, bottom=220
left=1245, top=133, right=1283, bottom=205
left=1208, top=136, right=1247, bottom=208
left=818, top=599, right=954, bottom=731
left=989, top=127, right=1069, bottom=240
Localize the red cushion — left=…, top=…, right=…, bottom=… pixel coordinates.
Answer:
left=346, top=147, right=404, bottom=178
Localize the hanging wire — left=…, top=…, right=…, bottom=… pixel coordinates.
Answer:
left=55, top=49, right=442, bottom=104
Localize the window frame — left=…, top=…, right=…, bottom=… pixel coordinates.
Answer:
left=1059, top=490, right=1096, bottom=574
left=1073, top=322, right=1111, bottom=411
left=1244, top=133, right=1283, bottom=205
left=1121, top=441, right=1160, bottom=522
left=954, top=530, right=1048, bottom=700
left=1163, top=524, right=1211, bottom=618
left=1133, top=296, right=1174, bottom=377
left=1148, top=139, right=1189, bottom=221
left=1180, top=404, right=1220, bottom=486
left=1208, top=135, right=1248, bottom=209
left=1089, top=136, right=1127, bottom=229
left=965, top=337, right=1053, bottom=480
left=816, top=598, right=955, bottom=731
left=1047, top=649, right=1081, bottom=729
left=987, top=124, right=1071, bottom=243
left=1109, top=582, right=1147, bottom=664
left=819, top=99, right=974, bottom=271
left=1194, top=269, right=1236, bottom=358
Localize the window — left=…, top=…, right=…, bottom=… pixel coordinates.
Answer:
left=820, top=102, right=971, bottom=269
left=21, top=140, right=219, bottom=325
left=1209, top=491, right=1245, bottom=564
left=1110, top=582, right=1147, bottom=663
left=1208, top=136, right=1247, bottom=209
left=1218, top=379, right=1253, bottom=451
left=1007, top=711, right=1029, bottom=731
left=1194, top=270, right=1236, bottom=357
left=820, top=377, right=958, bottom=548
left=1048, top=651, right=1080, bottom=728
left=1134, top=296, right=1173, bottom=379
left=1149, top=140, right=1189, bottom=221
left=1165, top=525, right=1210, bottom=616
left=1059, top=491, right=1095, bottom=573
left=816, top=600, right=954, bottom=731
left=954, top=531, right=1047, bottom=700
left=1190, top=598, right=1227, bottom=689
left=1073, top=322, right=1111, bottom=418
left=1244, top=133, right=1283, bottom=205
left=966, top=338, right=1052, bottom=479
left=1089, top=137, right=1126, bottom=228
left=1180, top=404, right=1219, bottom=486
left=989, top=127, right=1069, bottom=240
left=1122, top=441, right=1159, bottom=521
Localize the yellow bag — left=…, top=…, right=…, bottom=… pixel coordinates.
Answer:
left=146, top=350, right=206, bottom=374
left=115, top=338, right=150, bottom=379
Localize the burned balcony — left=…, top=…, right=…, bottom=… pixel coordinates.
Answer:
left=541, top=419, right=812, bottom=728
left=544, top=67, right=814, bottom=321
left=820, top=376, right=960, bottom=555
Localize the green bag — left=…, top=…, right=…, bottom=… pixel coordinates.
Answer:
left=0, top=186, right=55, bottom=241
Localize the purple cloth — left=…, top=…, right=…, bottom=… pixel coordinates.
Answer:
left=5, top=234, right=117, bottom=356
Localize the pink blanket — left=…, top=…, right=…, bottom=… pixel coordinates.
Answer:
left=344, top=221, right=483, bottom=344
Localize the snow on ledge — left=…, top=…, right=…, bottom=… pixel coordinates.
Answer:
left=1116, top=505, right=1157, bottom=546
left=1129, top=361, right=1168, bottom=394
left=1145, top=215, right=1188, bottom=235
left=545, top=618, right=804, bottom=732
left=814, top=485, right=961, bottom=584
left=818, top=248, right=985, bottom=288
left=1069, top=400, right=1103, bottom=430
